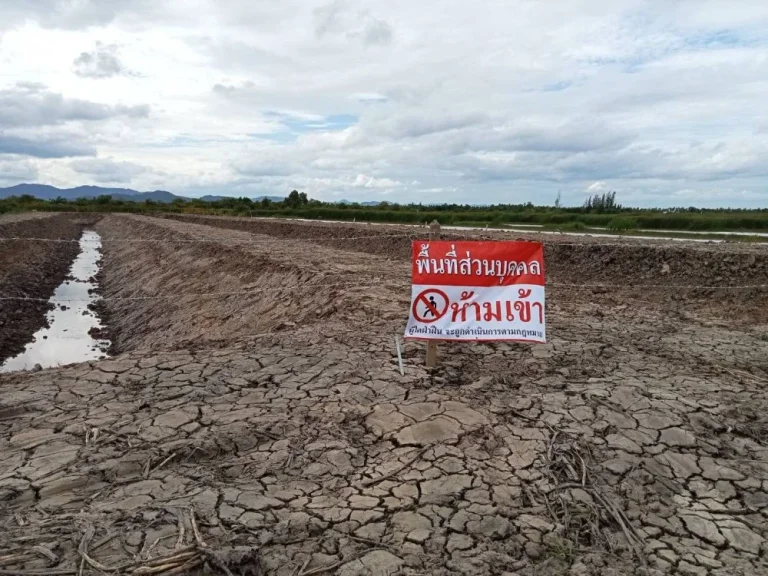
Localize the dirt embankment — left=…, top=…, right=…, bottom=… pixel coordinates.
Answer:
left=159, top=214, right=768, bottom=322
left=159, top=214, right=768, bottom=285
left=0, top=213, right=93, bottom=363
left=94, top=214, right=412, bottom=354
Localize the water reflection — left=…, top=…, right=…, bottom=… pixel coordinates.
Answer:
left=1, top=230, right=110, bottom=372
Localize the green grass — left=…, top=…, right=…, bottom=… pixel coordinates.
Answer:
left=2, top=194, right=768, bottom=235
left=540, top=537, right=578, bottom=576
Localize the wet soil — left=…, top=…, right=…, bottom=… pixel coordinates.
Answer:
left=0, top=213, right=767, bottom=576
left=0, top=214, right=96, bottom=364
left=1, top=230, right=110, bottom=372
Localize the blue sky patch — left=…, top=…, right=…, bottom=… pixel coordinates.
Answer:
left=541, top=80, right=573, bottom=92
left=263, top=111, right=357, bottom=132
left=248, top=112, right=358, bottom=142
left=683, top=29, right=750, bottom=49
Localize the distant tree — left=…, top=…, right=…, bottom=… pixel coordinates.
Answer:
left=285, top=190, right=301, bottom=208
left=286, top=190, right=309, bottom=208
left=554, top=191, right=562, bottom=209
left=260, top=197, right=271, bottom=208
left=584, top=191, right=620, bottom=213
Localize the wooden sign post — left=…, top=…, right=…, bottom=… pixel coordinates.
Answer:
left=426, top=220, right=441, bottom=367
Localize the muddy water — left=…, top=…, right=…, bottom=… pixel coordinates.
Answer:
left=0, top=231, right=110, bottom=372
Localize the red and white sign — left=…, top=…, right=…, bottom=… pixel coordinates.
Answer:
left=405, top=240, right=546, bottom=343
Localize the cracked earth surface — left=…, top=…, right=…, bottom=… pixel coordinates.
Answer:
left=1, top=214, right=767, bottom=576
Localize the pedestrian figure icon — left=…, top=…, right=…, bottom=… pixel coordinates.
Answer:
left=411, top=288, right=449, bottom=324
left=424, top=296, right=438, bottom=317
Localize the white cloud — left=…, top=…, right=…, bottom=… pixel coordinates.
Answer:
left=350, top=92, right=388, bottom=104
left=0, top=158, right=38, bottom=185
left=0, top=83, right=148, bottom=128
left=0, top=0, right=767, bottom=207
left=352, top=174, right=401, bottom=188
left=313, top=1, right=393, bottom=46
left=73, top=42, right=131, bottom=78
left=70, top=157, right=148, bottom=183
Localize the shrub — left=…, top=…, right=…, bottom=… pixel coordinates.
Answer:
left=560, top=221, right=587, bottom=231
left=608, top=217, right=637, bottom=231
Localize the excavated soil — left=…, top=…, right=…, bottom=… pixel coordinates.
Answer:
left=0, top=213, right=91, bottom=364
left=91, top=215, right=407, bottom=354
left=1, top=213, right=767, bottom=576
left=160, top=214, right=768, bottom=322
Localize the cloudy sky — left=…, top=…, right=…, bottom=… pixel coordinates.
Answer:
left=0, top=0, right=767, bottom=207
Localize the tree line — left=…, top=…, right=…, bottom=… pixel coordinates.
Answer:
left=1, top=190, right=767, bottom=232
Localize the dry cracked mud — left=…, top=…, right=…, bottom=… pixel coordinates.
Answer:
left=1, top=213, right=767, bottom=576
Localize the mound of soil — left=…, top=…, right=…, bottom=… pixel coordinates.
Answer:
left=161, top=214, right=768, bottom=287
left=93, top=215, right=411, bottom=354
left=160, top=214, right=768, bottom=322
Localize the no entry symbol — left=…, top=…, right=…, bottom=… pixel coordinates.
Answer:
left=412, top=288, right=449, bottom=323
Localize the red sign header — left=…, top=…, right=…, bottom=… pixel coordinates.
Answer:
left=412, top=240, right=545, bottom=288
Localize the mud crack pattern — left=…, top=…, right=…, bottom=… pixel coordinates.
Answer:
left=0, top=214, right=766, bottom=575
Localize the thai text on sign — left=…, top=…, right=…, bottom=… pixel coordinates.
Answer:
left=404, top=240, right=546, bottom=343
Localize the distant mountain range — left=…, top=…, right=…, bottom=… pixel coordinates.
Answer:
left=0, top=184, right=285, bottom=203
left=0, top=184, right=384, bottom=205
left=338, top=199, right=381, bottom=206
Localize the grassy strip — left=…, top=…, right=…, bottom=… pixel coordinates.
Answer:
left=2, top=195, right=768, bottom=233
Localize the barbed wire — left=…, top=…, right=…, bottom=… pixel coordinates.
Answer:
left=2, top=229, right=766, bottom=304
left=0, top=234, right=755, bottom=249
left=1, top=279, right=766, bottom=304
left=0, top=279, right=403, bottom=303
left=550, top=282, right=768, bottom=290
left=0, top=233, right=419, bottom=244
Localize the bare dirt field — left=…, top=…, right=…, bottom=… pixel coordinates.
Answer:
left=1, top=213, right=767, bottom=576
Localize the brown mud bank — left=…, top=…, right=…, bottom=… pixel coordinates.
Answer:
left=159, top=215, right=768, bottom=322
left=0, top=213, right=96, bottom=364
left=93, top=214, right=411, bottom=354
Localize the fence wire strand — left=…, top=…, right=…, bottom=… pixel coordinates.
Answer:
left=0, top=279, right=396, bottom=303
left=1, top=230, right=766, bottom=304
left=0, top=234, right=759, bottom=250
left=1, top=280, right=767, bottom=304
left=0, top=233, right=418, bottom=244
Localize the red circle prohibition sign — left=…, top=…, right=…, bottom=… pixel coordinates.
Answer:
left=412, top=288, right=449, bottom=323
